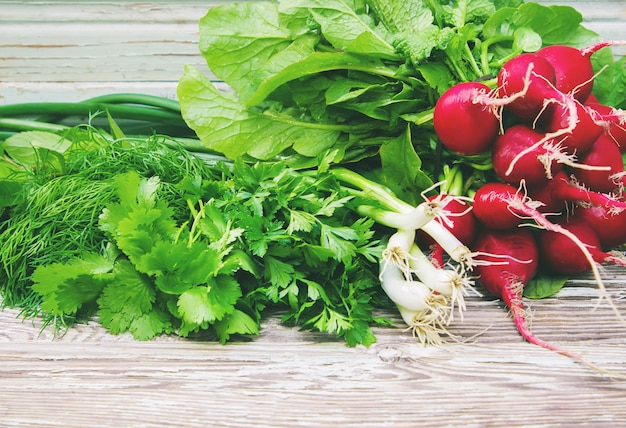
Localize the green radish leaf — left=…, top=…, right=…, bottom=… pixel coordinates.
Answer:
left=198, top=1, right=316, bottom=100
left=441, top=0, right=496, bottom=28
left=512, top=27, right=542, bottom=52
left=177, top=65, right=341, bottom=162
left=592, top=54, right=626, bottom=109
left=484, top=3, right=599, bottom=48
left=246, top=52, right=397, bottom=107
left=378, top=127, right=433, bottom=206
left=523, top=274, right=570, bottom=299
left=280, top=0, right=398, bottom=59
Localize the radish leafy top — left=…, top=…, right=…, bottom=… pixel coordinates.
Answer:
left=177, top=0, right=616, bottom=204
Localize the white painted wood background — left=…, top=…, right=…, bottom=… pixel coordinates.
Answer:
left=1, top=1, right=626, bottom=427
left=0, top=0, right=625, bottom=104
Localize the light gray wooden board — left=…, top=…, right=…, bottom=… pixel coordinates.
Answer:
left=1, top=1, right=626, bottom=427
left=0, top=0, right=624, bottom=103
left=1, top=265, right=626, bottom=427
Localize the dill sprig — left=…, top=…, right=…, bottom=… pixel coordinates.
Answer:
left=0, top=127, right=218, bottom=321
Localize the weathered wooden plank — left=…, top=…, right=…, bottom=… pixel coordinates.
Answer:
left=1, top=1, right=624, bottom=103
left=2, top=276, right=626, bottom=428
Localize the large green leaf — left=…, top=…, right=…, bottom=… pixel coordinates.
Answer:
left=199, top=1, right=316, bottom=100
left=177, top=65, right=341, bottom=162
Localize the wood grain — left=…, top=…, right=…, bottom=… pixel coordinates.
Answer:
left=1, top=0, right=625, bottom=103
left=2, top=265, right=626, bottom=427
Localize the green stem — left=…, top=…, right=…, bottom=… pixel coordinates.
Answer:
left=187, top=199, right=205, bottom=247
left=0, top=118, right=67, bottom=132
left=81, top=93, right=182, bottom=113
left=439, top=164, right=463, bottom=195
left=0, top=102, right=188, bottom=127
left=35, top=93, right=183, bottom=124
left=479, top=77, right=498, bottom=89
left=445, top=56, right=468, bottom=83
left=464, top=43, right=483, bottom=79
left=489, top=49, right=523, bottom=69
left=407, top=107, right=434, bottom=126
left=330, top=167, right=412, bottom=213
left=480, top=36, right=514, bottom=75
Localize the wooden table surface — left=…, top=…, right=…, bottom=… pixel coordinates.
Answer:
left=2, top=264, right=626, bottom=427
left=1, top=1, right=626, bottom=427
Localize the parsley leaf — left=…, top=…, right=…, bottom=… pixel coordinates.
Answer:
left=214, top=309, right=260, bottom=344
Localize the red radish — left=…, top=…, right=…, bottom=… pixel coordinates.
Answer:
left=572, top=204, right=626, bottom=250
left=537, top=217, right=626, bottom=274
left=496, top=54, right=584, bottom=179
left=471, top=181, right=618, bottom=315
left=534, top=42, right=620, bottom=103
left=491, top=124, right=563, bottom=186
left=540, top=100, right=604, bottom=155
left=475, top=227, right=624, bottom=374
left=473, top=228, right=590, bottom=362
left=529, top=171, right=626, bottom=213
left=472, top=182, right=526, bottom=230
left=472, top=182, right=563, bottom=230
left=433, top=82, right=500, bottom=155
left=575, top=133, right=626, bottom=193
left=587, top=103, right=626, bottom=152
left=497, top=53, right=557, bottom=122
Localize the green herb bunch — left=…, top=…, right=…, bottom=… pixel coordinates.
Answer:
left=1, top=127, right=388, bottom=345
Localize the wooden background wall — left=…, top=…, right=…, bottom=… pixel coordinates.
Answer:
left=1, top=1, right=625, bottom=104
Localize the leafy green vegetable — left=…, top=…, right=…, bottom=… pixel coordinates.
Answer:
left=1, top=125, right=387, bottom=345
left=178, top=0, right=604, bottom=203
left=523, top=274, right=570, bottom=299
left=3, top=0, right=624, bottom=348
left=0, top=128, right=212, bottom=310
left=592, top=54, right=626, bottom=109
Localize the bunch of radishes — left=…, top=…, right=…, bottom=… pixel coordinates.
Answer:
left=425, top=42, right=626, bottom=367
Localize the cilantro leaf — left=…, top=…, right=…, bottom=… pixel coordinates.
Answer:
left=142, top=240, right=223, bottom=294
left=128, top=309, right=175, bottom=341
left=31, top=252, right=114, bottom=316
left=214, top=309, right=260, bottom=344
left=177, top=287, right=214, bottom=335
left=97, top=260, right=156, bottom=335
